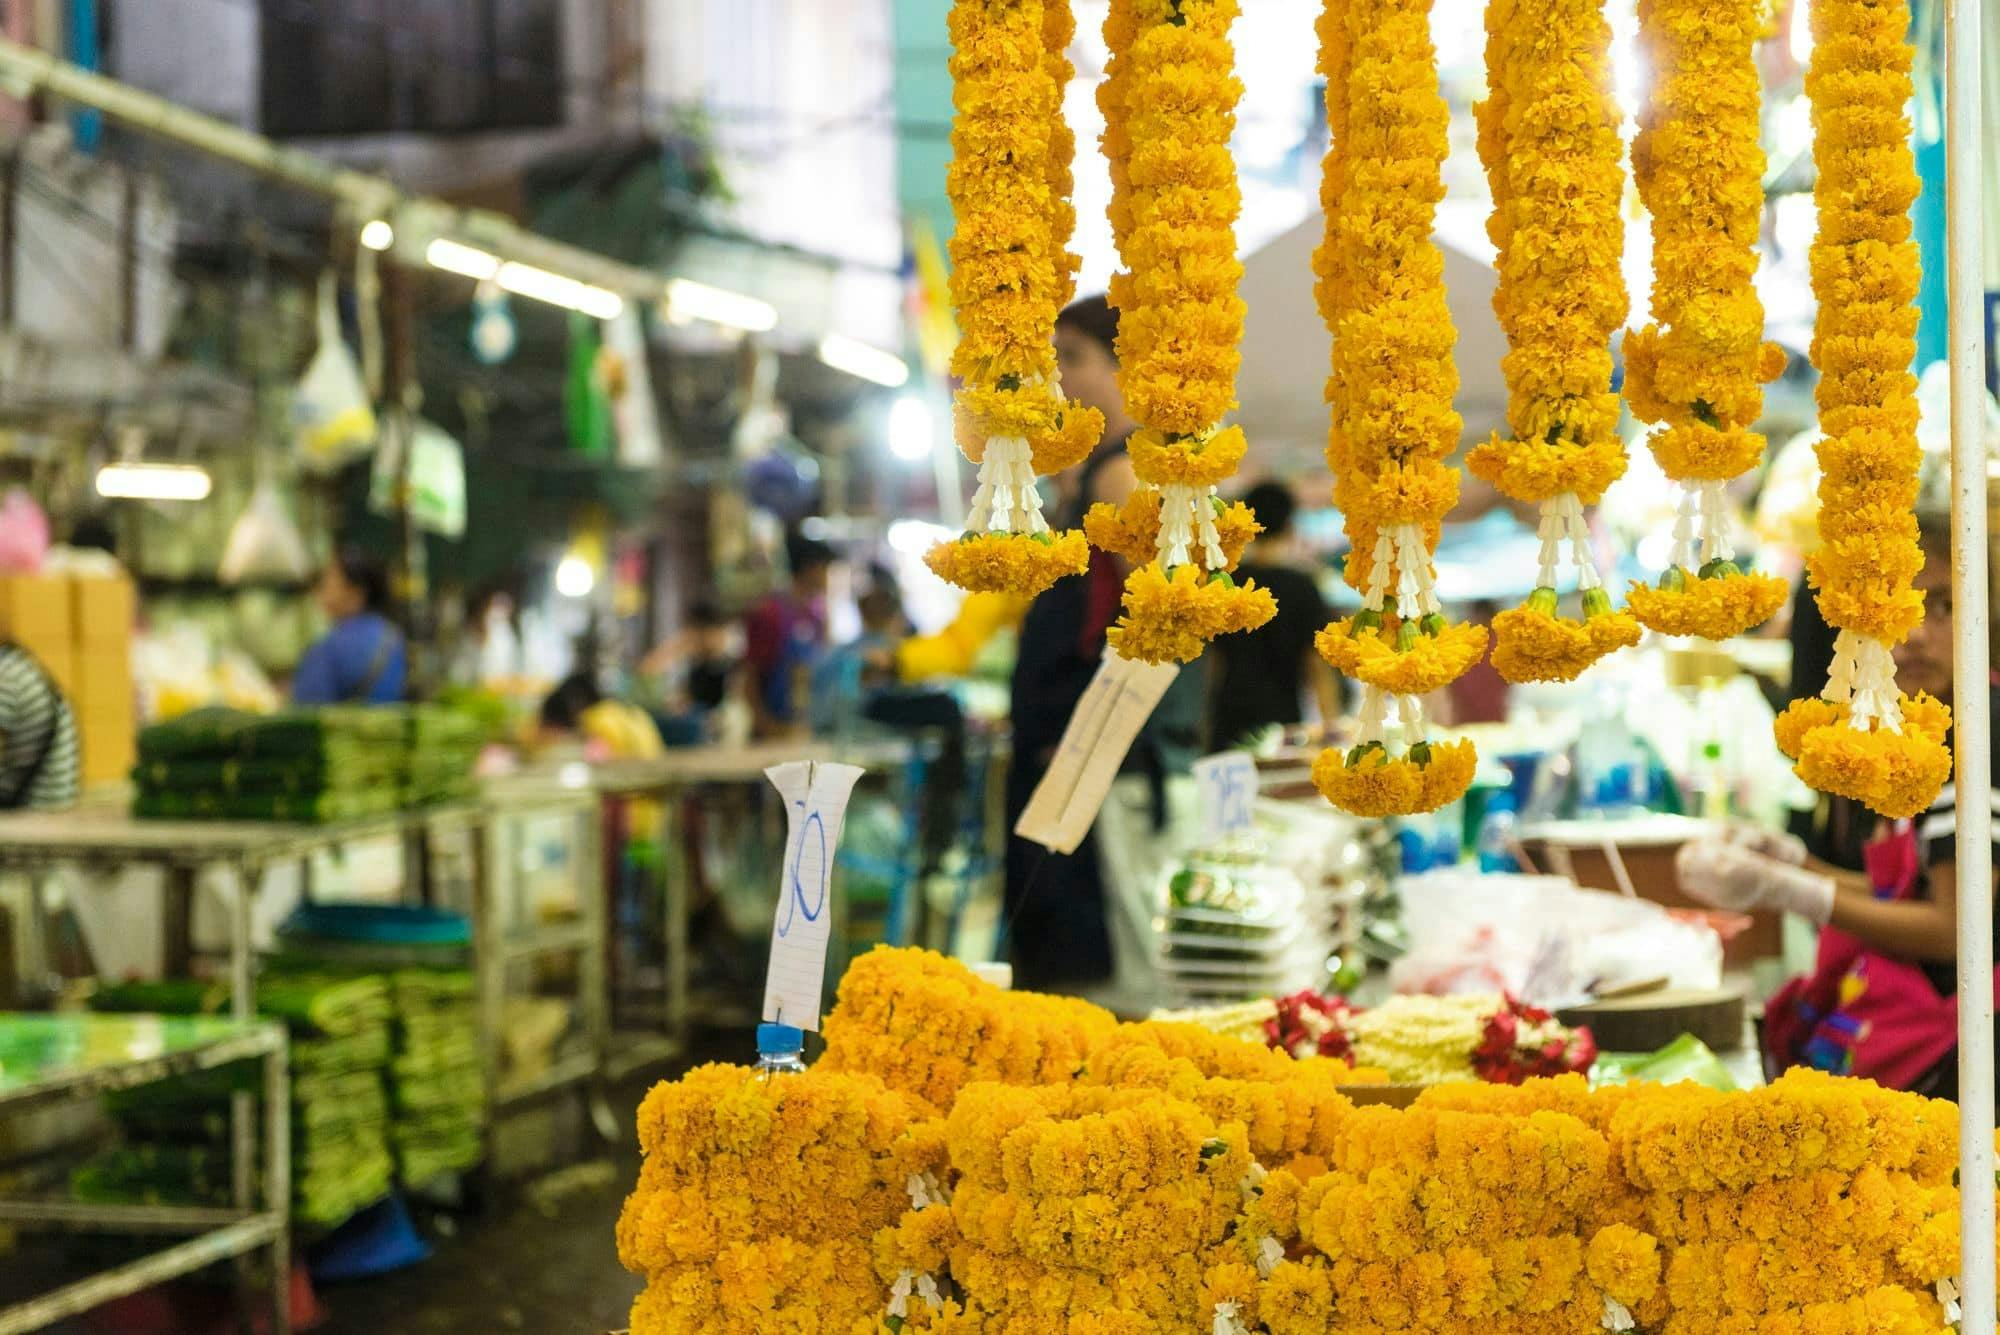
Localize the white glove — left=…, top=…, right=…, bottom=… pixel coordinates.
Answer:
left=1675, top=837, right=1835, bottom=925
left=1720, top=822, right=1809, bottom=866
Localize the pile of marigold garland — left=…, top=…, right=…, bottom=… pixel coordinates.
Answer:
left=618, top=948, right=1974, bottom=1334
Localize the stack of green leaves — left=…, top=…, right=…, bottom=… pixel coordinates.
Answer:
left=82, top=971, right=396, bottom=1228
left=132, top=707, right=413, bottom=823
left=403, top=705, right=486, bottom=807
left=386, top=969, right=485, bottom=1185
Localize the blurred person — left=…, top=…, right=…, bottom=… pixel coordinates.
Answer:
left=1006, top=294, right=1206, bottom=991
left=641, top=598, right=742, bottom=745
left=743, top=532, right=836, bottom=739
left=1050, top=295, right=1139, bottom=518
left=1207, top=482, right=1338, bottom=749
left=0, top=643, right=78, bottom=810
left=293, top=546, right=405, bottom=705
left=540, top=672, right=666, bottom=762
left=810, top=583, right=906, bottom=736
left=1445, top=599, right=1511, bottom=726
left=1675, top=516, right=1998, bottom=1095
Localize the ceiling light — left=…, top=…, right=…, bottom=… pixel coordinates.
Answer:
left=359, top=219, right=395, bottom=252
left=496, top=261, right=623, bottom=320
left=426, top=238, right=501, bottom=281
left=96, top=463, right=212, bottom=502
left=818, top=334, right=909, bottom=388
left=664, top=278, right=777, bottom=332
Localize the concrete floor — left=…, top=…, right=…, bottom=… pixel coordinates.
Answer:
left=311, top=1158, right=644, bottom=1335
left=5, top=1075, right=664, bottom=1335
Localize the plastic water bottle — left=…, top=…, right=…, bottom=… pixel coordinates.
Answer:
left=1476, top=791, right=1520, bottom=874
left=756, top=1022, right=808, bottom=1079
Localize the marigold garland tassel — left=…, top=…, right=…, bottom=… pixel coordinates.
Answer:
left=1467, top=0, right=1640, bottom=684
left=1091, top=0, right=1276, bottom=667
left=1774, top=0, right=1951, bottom=820
left=1621, top=0, right=1791, bottom=642
left=927, top=0, right=1101, bottom=599
left=1309, top=0, right=1482, bottom=817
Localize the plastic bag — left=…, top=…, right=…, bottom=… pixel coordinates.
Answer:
left=408, top=419, right=466, bottom=538
left=1592, top=1033, right=1739, bottom=1090
left=1390, top=870, right=1725, bottom=1008
left=0, top=487, right=51, bottom=572
left=294, top=274, right=377, bottom=472
left=219, top=480, right=312, bottom=585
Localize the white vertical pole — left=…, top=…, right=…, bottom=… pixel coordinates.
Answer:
left=1948, top=0, right=1994, bottom=1319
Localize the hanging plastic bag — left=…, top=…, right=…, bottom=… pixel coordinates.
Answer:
left=293, top=274, right=377, bottom=472
left=408, top=419, right=467, bottom=538
left=219, top=478, right=313, bottom=585
left=0, top=488, right=51, bottom=571
left=564, top=310, right=613, bottom=458
left=605, top=306, right=663, bottom=468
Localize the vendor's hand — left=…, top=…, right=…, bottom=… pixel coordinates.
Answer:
left=1720, top=821, right=1808, bottom=866
left=1676, top=837, right=1835, bottom=925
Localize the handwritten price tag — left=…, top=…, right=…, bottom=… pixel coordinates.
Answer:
left=1193, top=750, right=1259, bottom=841
left=1015, top=653, right=1181, bottom=855
left=761, top=760, right=865, bottom=1032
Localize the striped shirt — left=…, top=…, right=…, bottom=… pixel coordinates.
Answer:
left=1919, top=781, right=2000, bottom=866
left=0, top=646, right=79, bottom=810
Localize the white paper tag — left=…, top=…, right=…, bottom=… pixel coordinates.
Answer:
left=1014, top=653, right=1181, bottom=855
left=1193, top=750, right=1259, bottom=841
left=761, top=760, right=865, bottom=1031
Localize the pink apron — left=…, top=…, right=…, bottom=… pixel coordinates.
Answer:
left=1762, top=822, right=1996, bottom=1089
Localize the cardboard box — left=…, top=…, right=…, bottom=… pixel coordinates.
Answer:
left=37, top=643, right=78, bottom=699
left=71, top=575, right=136, bottom=646
left=0, top=573, right=72, bottom=662
left=75, top=647, right=136, bottom=785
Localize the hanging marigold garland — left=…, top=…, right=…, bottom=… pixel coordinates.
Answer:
left=1310, top=0, right=1483, bottom=818
left=1619, top=0, right=1792, bottom=641
left=1088, top=0, right=1276, bottom=667
left=1773, top=0, right=1950, bottom=820
left=1464, top=0, right=1641, bottom=684
left=926, top=0, right=1101, bottom=598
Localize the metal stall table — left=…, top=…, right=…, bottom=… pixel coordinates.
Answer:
left=468, top=777, right=611, bottom=1142
left=0, top=1012, right=289, bottom=1335
left=590, top=739, right=913, bottom=1068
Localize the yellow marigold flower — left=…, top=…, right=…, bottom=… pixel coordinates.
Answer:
left=1774, top=697, right=1848, bottom=760
left=1342, top=460, right=1462, bottom=528
left=1796, top=717, right=1952, bottom=820
left=1466, top=434, right=1629, bottom=506
left=1126, top=425, right=1248, bottom=490
left=1106, top=564, right=1276, bottom=665
left=1626, top=569, right=1789, bottom=640
left=1647, top=421, right=1772, bottom=482
left=945, top=0, right=1099, bottom=499
left=1315, top=616, right=1489, bottom=696
left=925, top=531, right=1090, bottom=597
left=1311, top=738, right=1477, bottom=819
left=1262, top=1259, right=1335, bottom=1335
left=1587, top=1224, right=1663, bottom=1308
left=1490, top=599, right=1643, bottom=684
left=1200, top=1260, right=1261, bottom=1328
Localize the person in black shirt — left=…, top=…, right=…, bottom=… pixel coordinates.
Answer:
left=1005, top=295, right=1207, bottom=990
left=1207, top=482, right=1338, bottom=750
left=1677, top=516, right=1998, bottom=1093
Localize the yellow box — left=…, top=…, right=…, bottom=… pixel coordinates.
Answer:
left=71, top=575, right=136, bottom=646
left=0, top=573, right=72, bottom=662
left=76, top=648, right=136, bottom=785
left=37, top=643, right=78, bottom=699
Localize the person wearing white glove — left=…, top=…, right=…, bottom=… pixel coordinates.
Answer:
left=1697, top=517, right=2000, bottom=1098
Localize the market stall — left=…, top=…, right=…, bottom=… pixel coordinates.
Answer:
left=0, top=1012, right=289, bottom=1335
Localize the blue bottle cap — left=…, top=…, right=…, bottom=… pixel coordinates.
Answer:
left=757, top=1022, right=805, bottom=1056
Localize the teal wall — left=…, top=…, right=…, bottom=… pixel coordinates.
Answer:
left=894, top=0, right=955, bottom=248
